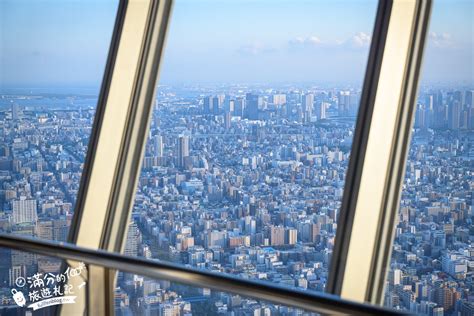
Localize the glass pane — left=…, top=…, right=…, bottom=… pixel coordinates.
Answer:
left=0, top=247, right=88, bottom=314
left=115, top=271, right=321, bottom=316
left=0, top=1, right=118, bottom=241
left=384, top=1, right=474, bottom=315
left=125, top=0, right=377, bottom=297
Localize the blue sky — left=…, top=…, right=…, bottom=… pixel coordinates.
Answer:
left=0, top=0, right=472, bottom=88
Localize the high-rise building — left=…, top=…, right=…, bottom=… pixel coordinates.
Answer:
left=453, top=90, right=464, bottom=105
left=154, top=135, right=163, bottom=157
left=206, top=230, right=226, bottom=248
left=224, top=112, right=232, bottom=130
left=245, top=93, right=262, bottom=120
left=415, top=104, right=426, bottom=129
left=466, top=90, right=474, bottom=108
left=448, top=101, right=461, bottom=130
left=286, top=228, right=298, bottom=245
left=234, top=98, right=245, bottom=117
left=124, top=221, right=139, bottom=257
left=11, top=103, right=21, bottom=121
left=216, top=94, right=226, bottom=105
left=302, top=94, right=314, bottom=110
left=389, top=268, right=402, bottom=285
left=311, top=223, right=320, bottom=243
left=203, top=96, right=214, bottom=114
left=338, top=91, right=351, bottom=116
left=302, top=94, right=314, bottom=122
left=225, top=99, right=235, bottom=113
left=424, top=94, right=434, bottom=128
left=270, top=226, right=285, bottom=246
left=12, top=197, right=37, bottom=224
left=434, top=286, right=457, bottom=312
left=433, top=91, right=446, bottom=128
left=212, top=96, right=221, bottom=114
left=203, top=95, right=225, bottom=114
left=272, top=94, right=287, bottom=106
left=465, top=90, right=474, bottom=129
left=36, top=219, right=69, bottom=242
left=176, top=135, right=190, bottom=169
left=316, top=102, right=328, bottom=120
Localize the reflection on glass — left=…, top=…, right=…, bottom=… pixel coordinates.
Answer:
left=383, top=1, right=474, bottom=315
left=115, top=271, right=319, bottom=316
left=0, top=247, right=87, bottom=314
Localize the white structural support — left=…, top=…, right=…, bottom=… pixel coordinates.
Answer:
left=64, top=0, right=173, bottom=314
left=328, top=0, right=432, bottom=304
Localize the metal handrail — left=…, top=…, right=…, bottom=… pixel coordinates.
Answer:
left=0, top=234, right=411, bottom=315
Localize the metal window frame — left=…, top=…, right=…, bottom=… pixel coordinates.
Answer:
left=65, top=0, right=173, bottom=314
left=69, top=0, right=173, bottom=255
left=327, top=0, right=432, bottom=304
left=0, top=0, right=432, bottom=314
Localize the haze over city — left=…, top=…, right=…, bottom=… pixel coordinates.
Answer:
left=0, top=0, right=473, bottom=315
left=1, top=0, right=473, bottom=88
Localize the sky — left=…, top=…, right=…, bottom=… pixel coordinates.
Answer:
left=0, top=0, right=473, bottom=89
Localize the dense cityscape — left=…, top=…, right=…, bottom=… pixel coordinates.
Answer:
left=0, top=84, right=472, bottom=315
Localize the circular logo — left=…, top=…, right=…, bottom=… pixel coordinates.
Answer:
left=15, top=277, right=26, bottom=288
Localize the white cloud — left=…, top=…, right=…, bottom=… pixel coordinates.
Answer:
left=351, top=32, right=371, bottom=47
left=429, top=32, right=453, bottom=48
left=289, top=36, right=323, bottom=48
left=237, top=42, right=267, bottom=55
left=289, top=32, right=371, bottom=50
left=306, top=36, right=322, bottom=45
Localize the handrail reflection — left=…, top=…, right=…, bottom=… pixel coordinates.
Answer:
left=0, top=234, right=412, bottom=315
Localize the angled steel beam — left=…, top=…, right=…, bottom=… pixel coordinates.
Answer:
left=328, top=0, right=432, bottom=304
left=65, top=0, right=173, bottom=314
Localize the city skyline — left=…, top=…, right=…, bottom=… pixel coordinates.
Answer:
left=0, top=1, right=473, bottom=315
left=0, top=83, right=472, bottom=315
